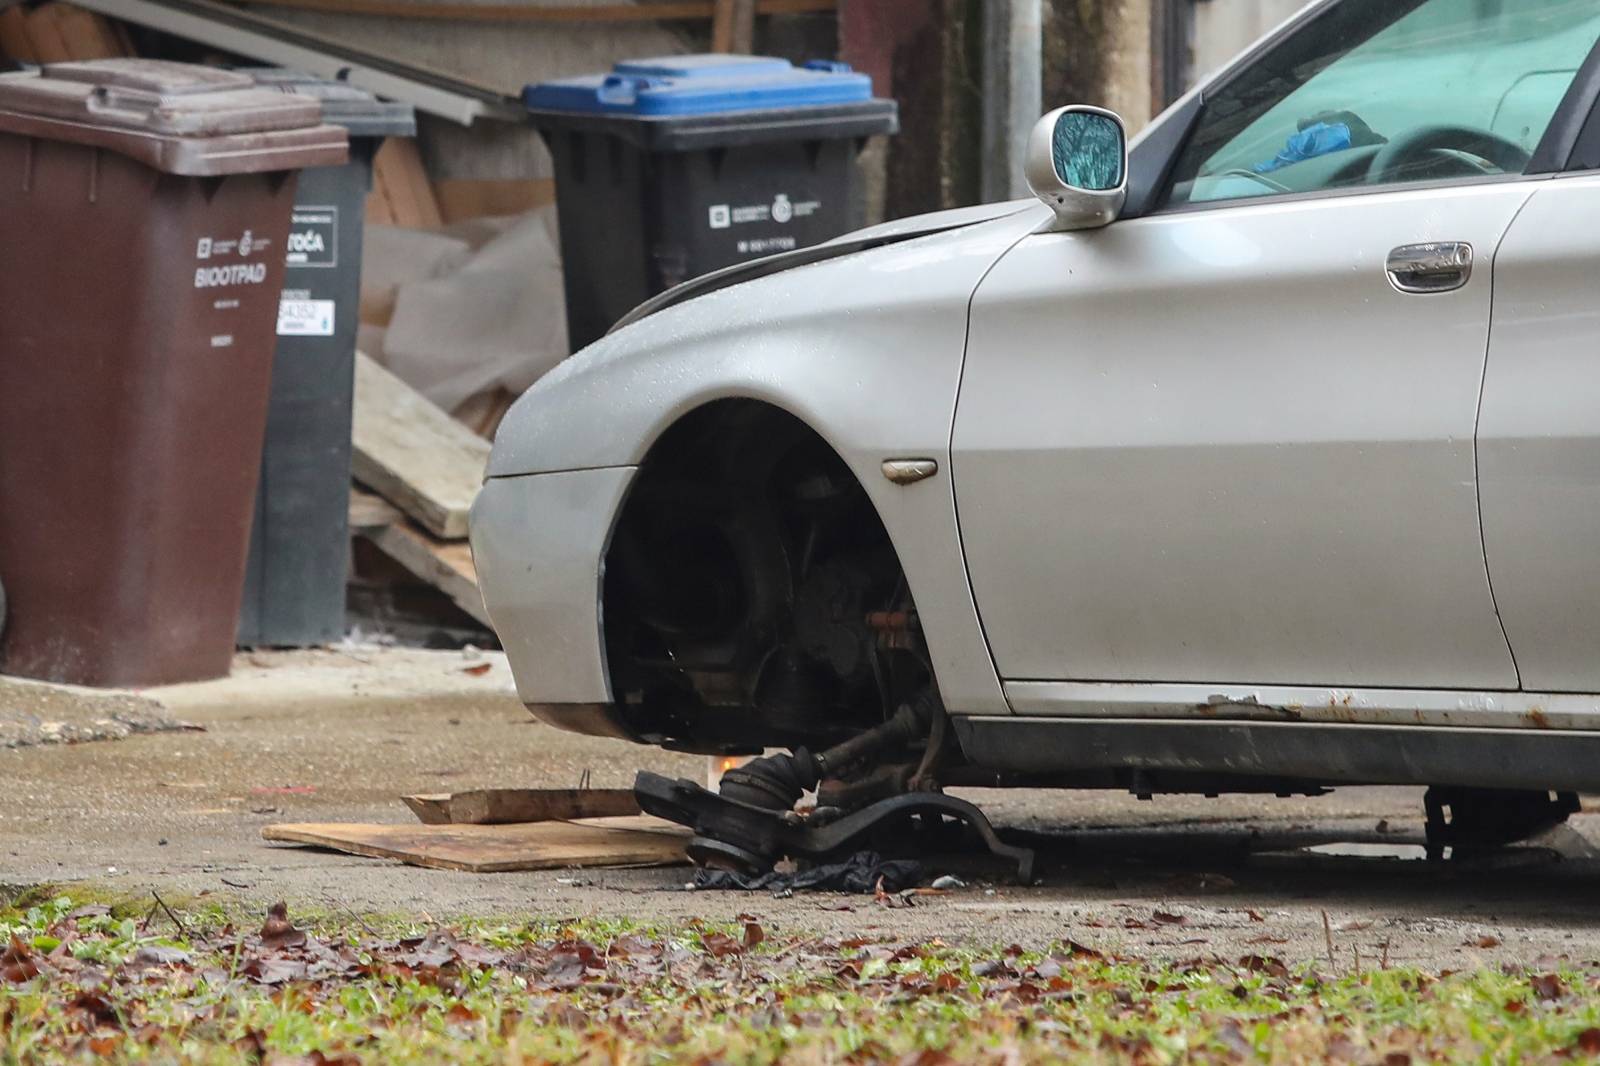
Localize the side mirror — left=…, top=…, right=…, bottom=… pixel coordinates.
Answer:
left=1024, top=105, right=1127, bottom=231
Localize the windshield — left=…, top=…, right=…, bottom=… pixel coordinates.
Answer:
left=1165, top=0, right=1600, bottom=206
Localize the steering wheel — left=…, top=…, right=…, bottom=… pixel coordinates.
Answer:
left=1367, top=124, right=1531, bottom=185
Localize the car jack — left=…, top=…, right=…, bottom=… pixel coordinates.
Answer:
left=633, top=770, right=1036, bottom=883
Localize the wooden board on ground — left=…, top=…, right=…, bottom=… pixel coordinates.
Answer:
left=402, top=788, right=642, bottom=826
left=351, top=352, right=489, bottom=540
left=263, top=815, right=688, bottom=873
left=357, top=517, right=488, bottom=625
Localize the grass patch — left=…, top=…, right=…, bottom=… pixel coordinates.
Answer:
left=4, top=894, right=1600, bottom=1063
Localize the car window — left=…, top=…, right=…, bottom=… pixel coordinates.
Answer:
left=1164, top=0, right=1600, bottom=208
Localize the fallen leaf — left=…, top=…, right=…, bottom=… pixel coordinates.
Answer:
left=240, top=956, right=307, bottom=985
left=1573, top=1028, right=1600, bottom=1054
left=1470, top=935, right=1502, bottom=949
left=461, top=663, right=492, bottom=676
left=741, top=922, right=764, bottom=950
left=1531, top=973, right=1567, bottom=1001
left=701, top=932, right=742, bottom=958
left=131, top=945, right=191, bottom=967
left=1215, top=1020, right=1254, bottom=1057
left=259, top=902, right=307, bottom=949
left=1239, top=955, right=1290, bottom=979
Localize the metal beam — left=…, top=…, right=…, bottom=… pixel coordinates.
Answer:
left=980, top=0, right=1042, bottom=203
left=68, top=0, right=520, bottom=125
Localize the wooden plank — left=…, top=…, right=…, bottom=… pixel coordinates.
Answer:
left=351, top=352, right=488, bottom=540
left=402, top=788, right=643, bottom=826
left=400, top=793, right=453, bottom=825
left=397, top=141, right=444, bottom=230
left=225, top=0, right=834, bottom=24
left=360, top=518, right=488, bottom=626
left=365, top=163, right=400, bottom=225
left=712, top=0, right=755, bottom=53
left=25, top=5, right=73, bottom=63
left=371, top=141, right=422, bottom=228
left=0, top=7, right=37, bottom=62
left=263, top=815, right=689, bottom=873
left=433, top=178, right=555, bottom=224
left=55, top=4, right=119, bottom=57
left=348, top=486, right=401, bottom=533
left=370, top=138, right=441, bottom=230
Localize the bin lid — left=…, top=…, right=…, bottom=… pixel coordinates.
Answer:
left=242, top=68, right=417, bottom=139
left=523, top=53, right=874, bottom=117
left=0, top=59, right=347, bottom=175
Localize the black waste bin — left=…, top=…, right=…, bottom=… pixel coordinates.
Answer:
left=524, top=55, right=897, bottom=350
left=237, top=70, right=415, bottom=648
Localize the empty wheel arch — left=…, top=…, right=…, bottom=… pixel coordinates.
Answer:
left=600, top=399, right=932, bottom=753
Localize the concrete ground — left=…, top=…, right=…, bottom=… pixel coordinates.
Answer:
left=5, top=646, right=1600, bottom=971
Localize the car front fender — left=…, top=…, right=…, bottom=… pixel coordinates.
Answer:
left=485, top=207, right=1050, bottom=717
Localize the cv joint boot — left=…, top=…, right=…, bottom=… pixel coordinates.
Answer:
left=717, top=747, right=822, bottom=811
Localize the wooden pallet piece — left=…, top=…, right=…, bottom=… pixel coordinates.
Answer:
left=54, top=3, right=123, bottom=58
left=357, top=517, right=488, bottom=626
left=263, top=815, right=689, bottom=873
left=402, top=788, right=643, bottom=826
left=348, top=486, right=401, bottom=533
left=369, top=137, right=442, bottom=230
left=24, top=4, right=72, bottom=62
left=0, top=7, right=37, bottom=61
left=351, top=352, right=488, bottom=540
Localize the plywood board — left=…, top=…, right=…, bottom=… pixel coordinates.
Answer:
left=401, top=788, right=642, bottom=826
left=351, top=352, right=488, bottom=540
left=401, top=793, right=453, bottom=825
left=359, top=518, right=487, bottom=625
left=264, top=815, right=689, bottom=872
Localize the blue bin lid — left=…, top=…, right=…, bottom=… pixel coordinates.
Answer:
left=523, top=53, right=873, bottom=117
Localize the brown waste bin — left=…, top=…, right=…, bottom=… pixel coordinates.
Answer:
left=0, top=60, right=347, bottom=687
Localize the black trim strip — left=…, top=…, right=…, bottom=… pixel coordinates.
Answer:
left=954, top=716, right=1600, bottom=793
left=1527, top=35, right=1600, bottom=174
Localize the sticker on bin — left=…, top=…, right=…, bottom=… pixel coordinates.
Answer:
left=277, top=297, right=336, bottom=337
left=286, top=207, right=338, bottom=269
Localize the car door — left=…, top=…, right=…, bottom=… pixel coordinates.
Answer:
left=1478, top=165, right=1600, bottom=693
left=951, top=0, right=1600, bottom=691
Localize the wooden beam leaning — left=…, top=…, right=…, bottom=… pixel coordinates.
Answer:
left=712, top=0, right=755, bottom=52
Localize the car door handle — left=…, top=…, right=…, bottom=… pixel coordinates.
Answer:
left=1386, top=242, right=1473, bottom=294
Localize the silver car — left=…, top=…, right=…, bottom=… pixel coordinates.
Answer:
left=473, top=0, right=1600, bottom=849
